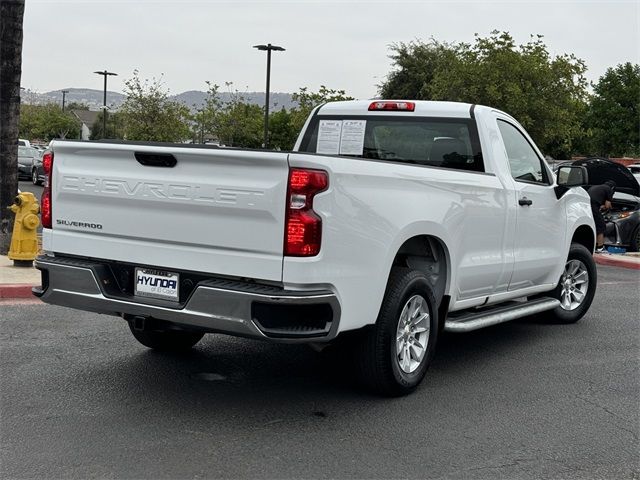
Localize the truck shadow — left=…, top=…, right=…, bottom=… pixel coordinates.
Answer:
left=60, top=312, right=590, bottom=439
left=77, top=313, right=563, bottom=408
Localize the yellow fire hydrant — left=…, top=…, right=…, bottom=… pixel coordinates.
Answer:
left=8, top=192, right=40, bottom=267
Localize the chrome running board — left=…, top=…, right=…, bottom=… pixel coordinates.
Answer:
left=444, top=297, right=560, bottom=333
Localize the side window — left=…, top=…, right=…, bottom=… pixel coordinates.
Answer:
left=497, top=120, right=548, bottom=184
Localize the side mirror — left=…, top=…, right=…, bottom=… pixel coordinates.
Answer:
left=557, top=165, right=588, bottom=187
left=555, top=165, right=588, bottom=199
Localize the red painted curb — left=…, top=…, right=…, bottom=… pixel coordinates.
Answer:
left=0, top=284, right=37, bottom=299
left=594, top=255, right=640, bottom=270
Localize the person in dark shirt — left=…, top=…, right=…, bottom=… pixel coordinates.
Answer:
left=588, top=180, right=616, bottom=253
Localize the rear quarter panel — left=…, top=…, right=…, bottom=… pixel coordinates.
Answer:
left=284, top=152, right=509, bottom=332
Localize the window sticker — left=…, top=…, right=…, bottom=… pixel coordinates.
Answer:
left=339, top=120, right=367, bottom=155
left=317, top=120, right=343, bottom=155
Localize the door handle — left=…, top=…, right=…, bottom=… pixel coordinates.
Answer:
left=518, top=197, right=533, bottom=206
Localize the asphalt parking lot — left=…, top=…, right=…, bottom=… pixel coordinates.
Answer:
left=1, top=265, right=638, bottom=479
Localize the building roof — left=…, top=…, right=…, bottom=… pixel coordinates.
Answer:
left=71, top=109, right=100, bottom=126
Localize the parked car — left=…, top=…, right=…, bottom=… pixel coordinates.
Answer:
left=572, top=157, right=640, bottom=252
left=603, top=192, right=640, bottom=251
left=18, top=138, right=31, bottom=147
left=17, top=146, right=39, bottom=180
left=31, top=149, right=46, bottom=185
left=627, top=163, right=640, bottom=183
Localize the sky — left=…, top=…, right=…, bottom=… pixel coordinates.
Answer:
left=21, top=0, right=640, bottom=99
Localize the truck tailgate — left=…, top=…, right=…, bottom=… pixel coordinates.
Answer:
left=47, top=142, right=289, bottom=282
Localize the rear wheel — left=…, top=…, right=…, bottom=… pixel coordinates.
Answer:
left=545, top=243, right=597, bottom=324
left=355, top=267, right=438, bottom=396
left=128, top=323, right=204, bottom=351
left=32, top=168, right=40, bottom=185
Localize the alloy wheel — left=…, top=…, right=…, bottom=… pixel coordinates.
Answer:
left=395, top=294, right=430, bottom=373
left=559, top=259, right=589, bottom=311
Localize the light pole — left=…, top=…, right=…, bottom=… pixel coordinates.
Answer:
left=253, top=43, right=285, bottom=149
left=61, top=90, right=69, bottom=112
left=93, top=70, right=117, bottom=138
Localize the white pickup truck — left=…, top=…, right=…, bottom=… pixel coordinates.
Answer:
left=34, top=100, right=597, bottom=395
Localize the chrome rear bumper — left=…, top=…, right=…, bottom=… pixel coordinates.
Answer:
left=33, top=255, right=340, bottom=342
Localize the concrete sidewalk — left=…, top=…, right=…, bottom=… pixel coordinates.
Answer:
left=0, top=255, right=41, bottom=298
left=593, top=251, right=640, bottom=270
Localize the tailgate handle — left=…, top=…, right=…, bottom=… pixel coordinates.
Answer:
left=134, top=152, right=177, bottom=168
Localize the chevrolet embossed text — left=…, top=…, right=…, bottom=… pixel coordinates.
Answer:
left=60, top=176, right=265, bottom=206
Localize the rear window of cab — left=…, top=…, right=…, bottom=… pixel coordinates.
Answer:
left=299, top=116, right=484, bottom=173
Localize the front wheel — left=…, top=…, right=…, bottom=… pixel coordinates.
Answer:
left=128, top=323, right=204, bottom=351
left=545, top=243, right=597, bottom=324
left=355, top=267, right=439, bottom=396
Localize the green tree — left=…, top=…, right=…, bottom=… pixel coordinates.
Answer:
left=0, top=0, right=25, bottom=254
left=190, top=83, right=353, bottom=150
left=66, top=101, right=89, bottom=111
left=214, top=83, right=263, bottom=148
left=192, top=81, right=222, bottom=143
left=18, top=104, right=41, bottom=140
left=379, top=31, right=589, bottom=158
left=268, top=107, right=297, bottom=150
left=19, top=104, right=81, bottom=141
left=90, top=111, right=124, bottom=140
left=120, top=71, right=191, bottom=142
left=217, top=106, right=262, bottom=148
left=379, top=39, right=458, bottom=100
left=290, top=86, right=354, bottom=134
left=582, top=63, right=640, bottom=157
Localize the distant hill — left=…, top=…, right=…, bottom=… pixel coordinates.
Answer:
left=22, top=88, right=126, bottom=109
left=173, top=90, right=296, bottom=111
left=22, top=88, right=295, bottom=111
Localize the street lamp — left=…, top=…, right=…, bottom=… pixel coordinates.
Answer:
left=253, top=43, right=285, bottom=149
left=93, top=70, right=117, bottom=138
left=61, top=90, right=69, bottom=112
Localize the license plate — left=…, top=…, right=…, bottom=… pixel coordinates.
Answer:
left=134, top=268, right=179, bottom=302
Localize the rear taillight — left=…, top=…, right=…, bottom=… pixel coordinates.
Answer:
left=41, top=150, right=53, bottom=228
left=284, top=168, right=328, bottom=256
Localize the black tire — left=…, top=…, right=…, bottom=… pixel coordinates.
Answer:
left=32, top=168, right=40, bottom=186
left=355, top=267, right=439, bottom=396
left=545, top=243, right=597, bottom=324
left=128, top=323, right=204, bottom=351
